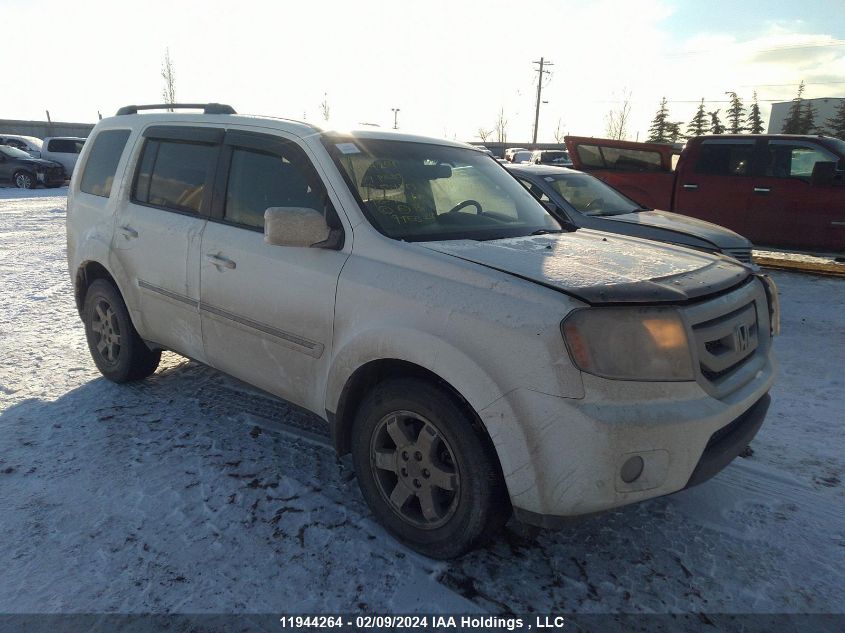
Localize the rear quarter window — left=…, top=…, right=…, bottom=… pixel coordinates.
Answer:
left=79, top=130, right=131, bottom=197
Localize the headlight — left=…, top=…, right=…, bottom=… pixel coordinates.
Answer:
left=562, top=307, right=694, bottom=381
left=759, top=275, right=780, bottom=336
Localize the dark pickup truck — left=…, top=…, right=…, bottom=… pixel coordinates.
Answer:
left=564, top=134, right=845, bottom=252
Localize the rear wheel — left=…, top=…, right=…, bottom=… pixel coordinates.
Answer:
left=83, top=279, right=161, bottom=382
left=351, top=378, right=509, bottom=558
left=14, top=171, right=35, bottom=189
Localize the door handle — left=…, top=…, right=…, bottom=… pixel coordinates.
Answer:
left=753, top=187, right=771, bottom=194
left=117, top=226, right=138, bottom=239
left=831, top=221, right=845, bottom=227
left=682, top=183, right=698, bottom=190
left=205, top=253, right=236, bottom=270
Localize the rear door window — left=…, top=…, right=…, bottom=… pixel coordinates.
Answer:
left=133, top=140, right=216, bottom=213
left=695, top=142, right=755, bottom=177
left=79, top=129, right=131, bottom=197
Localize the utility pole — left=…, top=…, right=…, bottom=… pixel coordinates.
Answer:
left=391, top=108, right=400, bottom=130
left=531, top=57, right=553, bottom=144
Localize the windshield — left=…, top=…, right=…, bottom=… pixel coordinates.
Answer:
left=324, top=137, right=561, bottom=241
left=0, top=145, right=34, bottom=159
left=546, top=173, right=643, bottom=216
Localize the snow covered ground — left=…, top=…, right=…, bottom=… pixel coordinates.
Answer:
left=1, top=187, right=843, bottom=622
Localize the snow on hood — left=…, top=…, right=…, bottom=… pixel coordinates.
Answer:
left=608, top=210, right=750, bottom=249
left=419, top=230, right=751, bottom=304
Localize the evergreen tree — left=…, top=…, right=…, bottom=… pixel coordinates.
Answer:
left=800, top=100, right=818, bottom=134
left=824, top=100, right=845, bottom=140
left=667, top=121, right=684, bottom=143
left=781, top=81, right=806, bottom=134
left=647, top=97, right=671, bottom=142
left=746, top=91, right=765, bottom=134
left=708, top=109, right=725, bottom=134
left=686, top=98, right=708, bottom=137
left=726, top=92, right=745, bottom=134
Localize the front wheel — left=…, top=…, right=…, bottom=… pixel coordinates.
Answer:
left=83, top=279, right=161, bottom=382
left=351, top=378, right=509, bottom=558
left=14, top=171, right=35, bottom=189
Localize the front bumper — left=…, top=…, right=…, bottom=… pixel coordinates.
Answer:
left=513, top=392, right=771, bottom=529
left=479, top=352, right=776, bottom=526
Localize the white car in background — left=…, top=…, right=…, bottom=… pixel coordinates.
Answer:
left=511, top=150, right=534, bottom=164
left=0, top=134, right=43, bottom=158
left=40, top=137, right=87, bottom=178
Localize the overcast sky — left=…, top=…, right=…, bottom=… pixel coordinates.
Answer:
left=3, top=0, right=844, bottom=142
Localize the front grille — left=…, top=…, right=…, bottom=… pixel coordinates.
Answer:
left=683, top=278, right=771, bottom=399
left=722, top=247, right=753, bottom=264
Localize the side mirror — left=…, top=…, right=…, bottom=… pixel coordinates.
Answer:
left=264, top=207, right=331, bottom=247
left=811, top=161, right=836, bottom=187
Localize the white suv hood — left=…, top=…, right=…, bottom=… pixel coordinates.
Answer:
left=418, top=230, right=751, bottom=304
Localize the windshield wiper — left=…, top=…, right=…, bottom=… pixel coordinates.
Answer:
left=530, top=229, right=565, bottom=235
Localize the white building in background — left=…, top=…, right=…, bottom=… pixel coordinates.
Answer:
left=767, top=97, right=844, bottom=133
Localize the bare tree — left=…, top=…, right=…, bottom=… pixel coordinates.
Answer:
left=553, top=118, right=566, bottom=143
left=494, top=108, right=508, bottom=144
left=161, top=48, right=176, bottom=111
left=320, top=93, right=330, bottom=122
left=604, top=89, right=632, bottom=140
left=477, top=127, right=493, bottom=143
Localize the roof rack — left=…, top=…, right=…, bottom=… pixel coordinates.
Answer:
left=116, top=103, right=236, bottom=116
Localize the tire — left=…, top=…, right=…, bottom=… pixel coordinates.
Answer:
left=82, top=279, right=161, bottom=383
left=14, top=171, right=35, bottom=189
left=351, top=378, right=509, bottom=558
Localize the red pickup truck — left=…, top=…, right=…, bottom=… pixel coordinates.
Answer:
left=564, top=134, right=845, bottom=252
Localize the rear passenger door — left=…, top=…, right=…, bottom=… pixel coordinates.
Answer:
left=199, top=129, right=349, bottom=413
left=112, top=125, right=221, bottom=361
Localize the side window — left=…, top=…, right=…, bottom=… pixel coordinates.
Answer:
left=5, top=139, right=25, bottom=150
left=695, top=143, right=754, bottom=177
left=765, top=143, right=837, bottom=179
left=133, top=140, right=216, bottom=213
left=48, top=139, right=85, bottom=153
left=575, top=145, right=604, bottom=168
left=224, top=145, right=329, bottom=230
left=600, top=147, right=662, bottom=172
left=79, top=129, right=131, bottom=197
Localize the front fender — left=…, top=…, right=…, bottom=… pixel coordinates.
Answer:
left=326, top=326, right=504, bottom=417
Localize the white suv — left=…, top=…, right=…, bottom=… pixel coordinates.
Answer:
left=67, top=103, right=778, bottom=558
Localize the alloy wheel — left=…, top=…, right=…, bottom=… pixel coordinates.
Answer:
left=370, top=410, right=460, bottom=529
left=15, top=173, right=33, bottom=189
left=90, top=299, right=122, bottom=364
